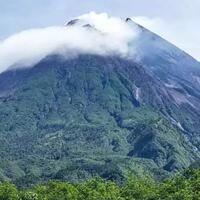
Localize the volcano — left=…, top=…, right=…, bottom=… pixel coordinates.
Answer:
left=0, top=15, right=199, bottom=185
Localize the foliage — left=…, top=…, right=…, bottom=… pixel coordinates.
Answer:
left=0, top=168, right=199, bottom=200
left=0, top=182, right=18, bottom=200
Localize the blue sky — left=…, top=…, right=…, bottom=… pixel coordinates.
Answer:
left=1, top=0, right=200, bottom=60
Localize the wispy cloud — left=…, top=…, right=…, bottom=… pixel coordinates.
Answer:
left=0, top=12, right=138, bottom=74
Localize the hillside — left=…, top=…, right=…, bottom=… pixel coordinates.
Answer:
left=0, top=17, right=199, bottom=186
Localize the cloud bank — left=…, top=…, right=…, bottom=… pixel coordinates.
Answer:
left=0, top=12, right=138, bottom=74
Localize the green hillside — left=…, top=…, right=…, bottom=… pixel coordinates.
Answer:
left=0, top=55, right=199, bottom=185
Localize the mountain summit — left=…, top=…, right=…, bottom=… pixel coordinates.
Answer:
left=0, top=14, right=199, bottom=185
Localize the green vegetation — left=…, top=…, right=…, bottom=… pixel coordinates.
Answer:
left=0, top=168, right=199, bottom=200
left=0, top=55, right=199, bottom=184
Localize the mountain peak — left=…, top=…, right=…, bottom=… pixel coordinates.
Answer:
left=125, top=17, right=132, bottom=22
left=65, top=18, right=96, bottom=31
left=125, top=17, right=147, bottom=32
left=65, top=19, right=80, bottom=26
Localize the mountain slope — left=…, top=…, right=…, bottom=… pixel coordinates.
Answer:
left=0, top=18, right=199, bottom=185
left=127, top=18, right=200, bottom=151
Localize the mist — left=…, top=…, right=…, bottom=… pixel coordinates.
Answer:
left=0, top=12, right=138, bottom=74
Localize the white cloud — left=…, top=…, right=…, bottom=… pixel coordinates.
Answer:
left=0, top=11, right=198, bottom=75
left=0, top=12, right=138, bottom=74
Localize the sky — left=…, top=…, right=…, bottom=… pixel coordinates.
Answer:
left=0, top=0, right=200, bottom=60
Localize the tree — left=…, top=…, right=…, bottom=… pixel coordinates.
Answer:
left=121, top=176, right=158, bottom=200
left=0, top=182, right=18, bottom=200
